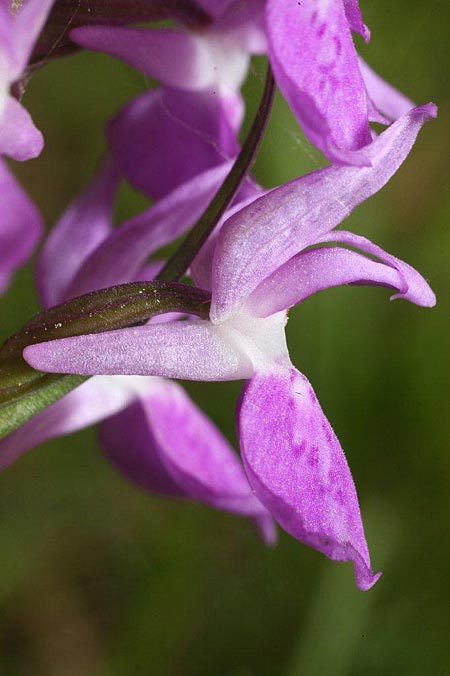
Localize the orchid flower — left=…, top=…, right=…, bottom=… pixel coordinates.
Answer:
left=0, top=157, right=274, bottom=542
left=266, top=0, right=415, bottom=165
left=69, top=0, right=265, bottom=199
left=0, top=0, right=54, bottom=293
left=23, top=105, right=436, bottom=589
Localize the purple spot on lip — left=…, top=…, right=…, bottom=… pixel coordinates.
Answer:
left=293, top=440, right=307, bottom=457
left=317, top=22, right=327, bottom=38
left=310, top=9, right=318, bottom=25
left=307, top=445, right=319, bottom=467
left=335, top=488, right=345, bottom=506
left=333, top=35, right=342, bottom=56
left=308, top=388, right=317, bottom=404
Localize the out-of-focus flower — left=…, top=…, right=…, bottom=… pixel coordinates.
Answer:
left=70, top=0, right=265, bottom=199
left=25, top=105, right=436, bottom=588
left=0, top=0, right=54, bottom=293
left=0, top=157, right=274, bottom=541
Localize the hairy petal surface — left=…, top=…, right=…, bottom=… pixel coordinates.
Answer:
left=0, top=96, right=43, bottom=160
left=211, top=104, right=437, bottom=322
left=0, top=159, right=43, bottom=293
left=108, top=88, right=240, bottom=200
left=101, top=379, right=274, bottom=536
left=247, top=235, right=435, bottom=316
left=24, top=321, right=254, bottom=381
left=0, top=375, right=151, bottom=472
left=37, top=158, right=121, bottom=308
left=239, top=367, right=381, bottom=590
left=266, top=0, right=371, bottom=164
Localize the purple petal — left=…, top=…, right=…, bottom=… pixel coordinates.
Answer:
left=70, top=26, right=197, bottom=87
left=247, top=232, right=435, bottom=316
left=196, top=0, right=237, bottom=20
left=107, top=87, right=240, bottom=200
left=317, top=230, right=436, bottom=306
left=71, top=25, right=244, bottom=92
left=0, top=96, right=43, bottom=160
left=0, top=158, right=43, bottom=294
left=266, top=0, right=371, bottom=164
left=343, top=0, right=370, bottom=42
left=0, top=375, right=150, bottom=472
left=10, top=0, right=55, bottom=76
left=216, top=0, right=267, bottom=54
left=191, top=185, right=266, bottom=291
left=359, top=58, right=415, bottom=122
left=101, top=379, right=274, bottom=535
left=67, top=162, right=232, bottom=297
left=211, top=104, right=437, bottom=322
left=24, top=320, right=254, bottom=380
left=238, top=367, right=381, bottom=590
left=36, top=157, right=120, bottom=308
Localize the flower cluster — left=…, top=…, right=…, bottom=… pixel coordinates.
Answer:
left=0, top=0, right=436, bottom=590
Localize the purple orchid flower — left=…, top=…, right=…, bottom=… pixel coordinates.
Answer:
left=0, top=157, right=274, bottom=542
left=69, top=1, right=265, bottom=199
left=23, top=104, right=436, bottom=589
left=266, top=0, right=414, bottom=165
left=0, top=0, right=55, bottom=293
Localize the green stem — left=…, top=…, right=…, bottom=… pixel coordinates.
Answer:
left=0, top=65, right=275, bottom=440
left=157, top=64, right=275, bottom=282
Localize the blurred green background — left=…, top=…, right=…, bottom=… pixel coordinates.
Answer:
left=1, top=1, right=449, bottom=674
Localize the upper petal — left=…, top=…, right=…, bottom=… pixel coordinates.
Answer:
left=0, top=158, right=43, bottom=294
left=0, top=96, right=43, bottom=160
left=36, top=157, right=120, bottom=308
left=247, top=232, right=435, bottom=316
left=70, top=26, right=206, bottom=89
left=10, top=0, right=55, bottom=77
left=266, top=0, right=371, bottom=164
left=238, top=367, right=381, bottom=591
left=211, top=104, right=437, bottom=322
left=23, top=320, right=254, bottom=381
left=107, top=87, right=240, bottom=200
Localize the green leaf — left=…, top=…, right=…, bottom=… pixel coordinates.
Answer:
left=0, top=281, right=210, bottom=439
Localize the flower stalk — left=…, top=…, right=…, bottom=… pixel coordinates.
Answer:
left=156, top=64, right=275, bottom=282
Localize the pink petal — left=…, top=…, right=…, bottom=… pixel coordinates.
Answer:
left=247, top=232, right=435, bottom=316
left=10, top=0, right=55, bottom=77
left=266, top=0, right=371, bottom=164
left=317, top=230, right=436, bottom=306
left=342, top=0, right=370, bottom=42
left=36, top=157, right=120, bottom=308
left=23, top=320, right=254, bottom=380
left=359, top=58, right=415, bottom=122
left=211, top=104, right=437, bottom=322
left=67, top=162, right=232, bottom=297
left=0, top=158, right=43, bottom=294
left=0, top=375, right=149, bottom=472
left=107, top=87, right=240, bottom=200
left=0, top=96, right=43, bottom=160
left=238, top=367, right=381, bottom=590
left=101, top=379, right=275, bottom=539
left=70, top=26, right=215, bottom=90
left=196, top=0, right=237, bottom=20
